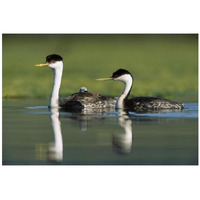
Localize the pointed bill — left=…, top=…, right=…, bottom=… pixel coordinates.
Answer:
left=96, top=77, right=113, bottom=81
left=35, top=63, right=49, bottom=67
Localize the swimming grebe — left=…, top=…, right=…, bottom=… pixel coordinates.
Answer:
left=35, top=54, right=116, bottom=110
left=97, top=69, right=184, bottom=112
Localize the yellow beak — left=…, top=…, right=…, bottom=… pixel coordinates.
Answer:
left=35, top=63, right=49, bottom=67
left=96, top=77, right=113, bottom=81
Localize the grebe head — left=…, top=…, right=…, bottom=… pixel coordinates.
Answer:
left=112, top=69, right=133, bottom=83
left=96, top=68, right=133, bottom=83
left=79, top=87, right=88, bottom=93
left=35, top=54, right=63, bottom=70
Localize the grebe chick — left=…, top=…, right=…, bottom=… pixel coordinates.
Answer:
left=97, top=69, right=184, bottom=112
left=35, top=54, right=116, bottom=111
left=79, top=87, right=88, bottom=93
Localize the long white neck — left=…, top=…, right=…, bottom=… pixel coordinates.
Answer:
left=116, top=74, right=133, bottom=109
left=49, top=66, right=63, bottom=108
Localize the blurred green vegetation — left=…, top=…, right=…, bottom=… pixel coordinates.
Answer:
left=2, top=34, right=198, bottom=101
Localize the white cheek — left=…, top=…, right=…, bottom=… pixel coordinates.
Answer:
left=49, top=61, right=63, bottom=70
left=49, top=63, right=56, bottom=68
left=114, top=74, right=132, bottom=83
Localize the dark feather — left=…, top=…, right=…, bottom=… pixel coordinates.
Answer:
left=124, top=96, right=184, bottom=112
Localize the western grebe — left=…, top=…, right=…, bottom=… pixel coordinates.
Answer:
left=97, top=69, right=184, bottom=112
left=35, top=54, right=116, bottom=110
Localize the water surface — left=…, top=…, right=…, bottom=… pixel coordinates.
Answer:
left=2, top=99, right=198, bottom=165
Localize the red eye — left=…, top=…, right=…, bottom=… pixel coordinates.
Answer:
left=50, top=60, right=54, bottom=63
left=114, top=75, right=118, bottom=78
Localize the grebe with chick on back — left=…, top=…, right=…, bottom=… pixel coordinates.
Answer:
left=35, top=54, right=116, bottom=111
left=96, top=69, right=184, bottom=112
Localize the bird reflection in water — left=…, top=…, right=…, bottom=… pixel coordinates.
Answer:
left=47, top=108, right=63, bottom=162
left=37, top=107, right=132, bottom=163
left=68, top=108, right=133, bottom=155
left=112, top=110, right=133, bottom=154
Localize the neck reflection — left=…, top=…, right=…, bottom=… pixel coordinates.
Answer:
left=48, top=108, right=63, bottom=162
left=113, top=110, right=133, bottom=154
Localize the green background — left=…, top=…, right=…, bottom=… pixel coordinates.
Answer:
left=2, top=34, right=198, bottom=102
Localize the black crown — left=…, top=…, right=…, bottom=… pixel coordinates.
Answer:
left=112, top=69, right=131, bottom=78
left=46, top=54, right=63, bottom=62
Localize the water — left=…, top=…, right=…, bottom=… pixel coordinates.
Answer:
left=2, top=99, right=198, bottom=165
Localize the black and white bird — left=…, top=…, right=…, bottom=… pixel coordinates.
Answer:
left=35, top=54, right=116, bottom=111
left=96, top=69, right=184, bottom=112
